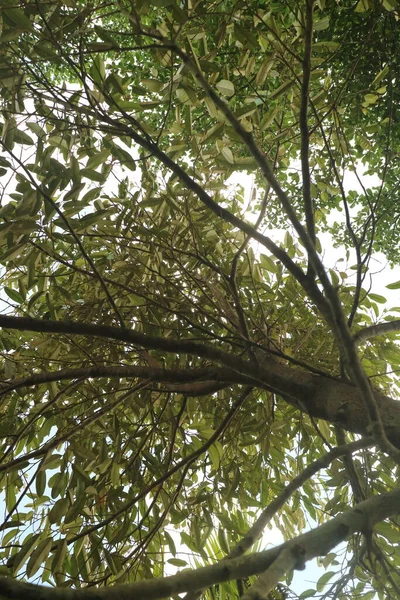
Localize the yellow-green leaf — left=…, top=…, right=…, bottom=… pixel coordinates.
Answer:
left=48, top=498, right=69, bottom=524
left=36, top=471, right=46, bottom=497
left=51, top=538, right=67, bottom=581
left=26, top=537, right=53, bottom=578
left=9, top=534, right=41, bottom=574
left=355, top=0, right=370, bottom=11
left=216, top=79, right=235, bottom=97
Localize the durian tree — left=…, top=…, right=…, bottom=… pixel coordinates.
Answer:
left=0, top=1, right=400, bottom=599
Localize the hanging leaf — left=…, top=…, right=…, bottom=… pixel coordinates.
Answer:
left=26, top=537, right=53, bottom=578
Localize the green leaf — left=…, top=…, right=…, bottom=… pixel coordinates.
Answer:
left=364, top=93, right=379, bottom=103
left=4, top=287, right=24, bottom=304
left=300, top=590, right=316, bottom=599
left=13, top=129, right=34, bottom=145
left=88, top=42, right=116, bottom=52
left=104, top=548, right=119, bottom=575
left=314, top=16, right=330, bottom=30
left=167, top=558, right=187, bottom=567
left=216, top=79, right=235, bottom=97
left=3, top=7, right=34, bottom=31
left=260, top=253, right=277, bottom=272
left=316, top=571, right=335, bottom=591
left=26, top=537, right=53, bottom=578
left=142, top=79, right=164, bottom=93
left=355, top=0, right=370, bottom=10
left=369, top=293, right=386, bottom=304
left=234, top=23, right=258, bottom=49
left=217, top=527, right=230, bottom=554
left=269, top=79, right=296, bottom=100
left=48, top=498, right=69, bottom=524
left=0, top=520, right=23, bottom=532
left=9, top=534, right=41, bottom=574
left=64, top=495, right=86, bottom=523
left=107, top=144, right=136, bottom=170
left=164, top=531, right=176, bottom=557
left=36, top=470, right=46, bottom=497
left=87, top=151, right=110, bottom=171
left=221, top=147, right=234, bottom=164
left=381, top=0, right=397, bottom=11
left=80, top=168, right=106, bottom=182
left=51, top=538, right=67, bottom=583
left=371, top=65, right=389, bottom=86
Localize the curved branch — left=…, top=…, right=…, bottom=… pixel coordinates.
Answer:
left=35, top=86, right=331, bottom=321
left=353, top=320, right=400, bottom=345
left=0, top=365, right=244, bottom=397
left=135, top=34, right=400, bottom=460
left=184, top=437, right=373, bottom=600
left=227, top=437, right=373, bottom=559
left=241, top=546, right=302, bottom=600
left=2, top=315, right=400, bottom=447
left=0, top=315, right=313, bottom=400
left=0, top=485, right=400, bottom=600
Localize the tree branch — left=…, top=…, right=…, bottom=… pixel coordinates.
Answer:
left=228, top=438, right=373, bottom=559
left=37, top=66, right=331, bottom=322
left=300, top=0, right=316, bottom=249
left=0, top=315, right=313, bottom=400
left=0, top=486, right=400, bottom=600
left=241, top=546, right=304, bottom=600
left=353, top=320, right=400, bottom=345
left=2, top=315, right=400, bottom=447
left=184, top=438, right=373, bottom=600
left=0, top=365, right=243, bottom=397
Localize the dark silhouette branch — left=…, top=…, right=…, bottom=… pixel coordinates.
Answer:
left=0, top=365, right=243, bottom=397
left=300, top=0, right=316, bottom=249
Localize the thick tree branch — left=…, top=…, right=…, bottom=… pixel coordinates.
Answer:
left=185, top=438, right=373, bottom=600
left=241, top=546, right=304, bottom=600
left=147, top=34, right=400, bottom=459
left=0, top=315, right=313, bottom=400
left=0, top=365, right=243, bottom=397
left=61, top=33, right=400, bottom=459
left=1, top=315, right=400, bottom=447
left=0, top=486, right=400, bottom=600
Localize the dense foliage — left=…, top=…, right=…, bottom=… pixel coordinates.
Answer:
left=1, top=1, right=400, bottom=599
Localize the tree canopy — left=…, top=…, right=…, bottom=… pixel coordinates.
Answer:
left=1, top=0, right=400, bottom=599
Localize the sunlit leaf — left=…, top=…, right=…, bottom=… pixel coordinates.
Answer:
left=216, top=79, right=235, bottom=97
